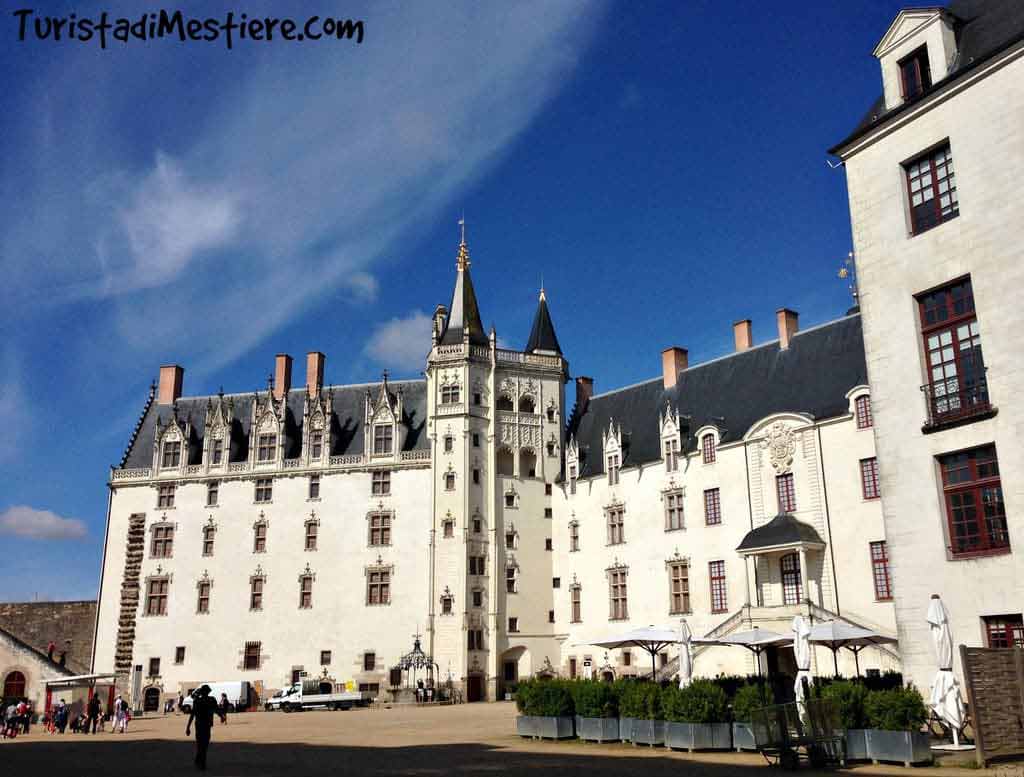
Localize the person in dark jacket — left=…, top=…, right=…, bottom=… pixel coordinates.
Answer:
left=185, top=685, right=225, bottom=771
left=87, top=694, right=100, bottom=734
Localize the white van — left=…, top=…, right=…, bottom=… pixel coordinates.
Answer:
left=182, top=681, right=252, bottom=713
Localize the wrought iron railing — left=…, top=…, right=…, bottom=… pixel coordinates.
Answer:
left=921, top=375, right=991, bottom=429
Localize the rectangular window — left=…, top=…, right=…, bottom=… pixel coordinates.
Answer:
left=299, top=575, right=313, bottom=608
left=472, top=589, right=482, bottom=607
left=474, top=392, right=482, bottom=406
left=211, top=438, right=223, bottom=465
left=441, top=595, right=453, bottom=614
left=157, top=484, right=175, bottom=509
left=320, top=650, right=332, bottom=666
left=940, top=444, right=1008, bottom=556
left=363, top=652, right=376, bottom=671
left=607, top=454, right=620, bottom=485
left=250, top=577, right=264, bottom=610
left=781, top=553, right=802, bottom=605
left=508, top=617, right=519, bottom=633
left=898, top=45, right=931, bottom=101
left=905, top=143, right=958, bottom=234
left=472, top=518, right=482, bottom=534
left=257, top=433, right=277, bottom=462
left=861, top=457, right=880, bottom=500
left=145, top=578, right=168, bottom=616
left=569, top=522, right=580, bottom=552
left=161, top=440, right=181, bottom=469
left=467, top=629, right=483, bottom=651
left=151, top=525, right=174, bottom=558
left=305, top=521, right=318, bottom=551
left=668, top=561, right=690, bottom=615
left=308, top=474, right=320, bottom=500
left=606, top=506, right=625, bottom=545
left=548, top=609, right=555, bottom=624
left=255, top=478, right=273, bottom=503
left=371, top=470, right=391, bottom=496
left=709, top=560, right=727, bottom=614
left=505, top=531, right=516, bottom=550
left=253, top=522, right=267, bottom=553
left=776, top=473, right=796, bottom=513
left=855, top=395, right=873, bottom=429
left=441, top=385, right=460, bottom=404
left=175, top=646, right=186, bottom=664
left=473, top=469, right=480, bottom=485
left=570, top=586, right=582, bottom=623
left=702, top=434, right=716, bottom=464
left=373, top=425, right=393, bottom=455
left=368, top=513, right=392, bottom=546
left=984, top=615, right=1024, bottom=648
left=206, top=481, right=219, bottom=507
left=506, top=566, right=517, bottom=594
left=569, top=465, right=577, bottom=495
left=664, top=438, right=679, bottom=472
left=197, top=581, right=211, bottom=613
left=608, top=569, right=628, bottom=620
left=664, top=490, right=684, bottom=531
left=622, top=650, right=631, bottom=667
left=545, top=538, right=553, bottom=551
left=569, top=657, right=578, bottom=679
left=469, top=556, right=485, bottom=576
left=704, top=488, right=722, bottom=525
left=443, top=519, right=454, bottom=538
left=544, top=507, right=552, bottom=518
left=149, top=657, right=161, bottom=677
left=444, top=435, right=453, bottom=453
left=367, top=570, right=390, bottom=605
left=243, top=641, right=261, bottom=670
left=870, top=541, right=893, bottom=601
left=918, top=278, right=987, bottom=425
left=472, top=433, right=480, bottom=447
left=552, top=577, right=561, bottom=589
left=310, top=430, right=323, bottom=459
left=445, top=472, right=456, bottom=491
left=202, top=526, right=215, bottom=556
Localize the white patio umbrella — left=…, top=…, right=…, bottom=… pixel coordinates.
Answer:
left=807, top=620, right=898, bottom=677
left=677, top=619, right=693, bottom=689
left=580, top=625, right=680, bottom=681
left=793, top=615, right=813, bottom=706
left=695, top=627, right=792, bottom=676
left=926, top=595, right=965, bottom=747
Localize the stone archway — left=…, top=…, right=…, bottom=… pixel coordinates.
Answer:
left=143, top=686, right=161, bottom=712
left=3, top=670, right=26, bottom=700
left=500, top=646, right=530, bottom=698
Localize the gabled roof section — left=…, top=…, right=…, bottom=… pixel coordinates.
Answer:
left=873, top=8, right=947, bottom=57
left=439, top=240, right=488, bottom=346
left=525, top=289, right=562, bottom=355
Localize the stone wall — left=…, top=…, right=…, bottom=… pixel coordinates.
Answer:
left=0, top=600, right=97, bottom=674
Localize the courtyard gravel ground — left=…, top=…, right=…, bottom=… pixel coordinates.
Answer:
left=1, top=701, right=1011, bottom=776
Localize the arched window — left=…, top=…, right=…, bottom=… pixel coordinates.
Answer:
left=519, top=449, right=537, bottom=478
left=518, top=395, right=535, bottom=414
left=496, top=448, right=515, bottom=477
left=3, top=670, right=26, bottom=699
left=781, top=553, right=802, bottom=605
left=497, top=395, right=514, bottom=412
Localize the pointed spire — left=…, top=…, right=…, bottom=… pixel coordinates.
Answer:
left=525, top=286, right=562, bottom=355
left=439, top=216, right=487, bottom=346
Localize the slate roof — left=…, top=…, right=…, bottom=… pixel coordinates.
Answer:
left=736, top=513, right=827, bottom=552
left=439, top=244, right=488, bottom=346
left=525, top=291, right=562, bottom=355
left=830, top=0, right=1024, bottom=153
left=568, top=314, right=867, bottom=477
left=119, top=380, right=428, bottom=470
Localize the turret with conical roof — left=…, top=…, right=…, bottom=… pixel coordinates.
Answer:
left=438, top=235, right=487, bottom=346
left=525, top=287, right=562, bottom=355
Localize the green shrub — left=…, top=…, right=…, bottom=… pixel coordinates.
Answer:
left=619, top=681, right=662, bottom=719
left=731, top=682, right=773, bottom=723
left=572, top=681, right=617, bottom=718
left=663, top=680, right=728, bottom=723
left=864, top=686, right=927, bottom=731
left=820, top=680, right=869, bottom=730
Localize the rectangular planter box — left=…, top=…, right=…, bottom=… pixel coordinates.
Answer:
left=630, top=719, right=665, bottom=747
left=845, top=729, right=869, bottom=761
left=666, top=721, right=732, bottom=751
left=733, top=722, right=756, bottom=751
left=866, top=729, right=933, bottom=766
left=578, top=717, right=619, bottom=743
left=516, top=716, right=537, bottom=738
left=535, top=716, right=576, bottom=740
left=619, top=716, right=635, bottom=743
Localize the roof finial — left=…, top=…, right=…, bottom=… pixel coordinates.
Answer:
left=456, top=213, right=470, bottom=271
left=539, top=273, right=546, bottom=301
left=459, top=211, right=466, bottom=246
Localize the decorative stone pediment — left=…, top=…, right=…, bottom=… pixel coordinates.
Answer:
left=602, top=419, right=621, bottom=455
left=760, top=422, right=797, bottom=473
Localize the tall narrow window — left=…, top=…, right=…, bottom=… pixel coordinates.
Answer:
left=308, top=474, right=320, bottom=500
left=197, top=581, right=211, bottom=613
left=664, top=490, right=684, bottom=531
left=780, top=554, right=802, bottom=605
left=776, top=473, right=796, bottom=513
left=255, top=478, right=273, bottom=503
left=145, top=578, right=169, bottom=615
left=704, top=488, right=722, bottom=526
left=366, top=569, right=391, bottom=605
left=608, top=569, right=628, bottom=620
left=607, top=454, right=620, bottom=486
left=861, top=458, right=880, bottom=500
left=898, top=45, right=931, bottom=101
left=468, top=556, right=485, bottom=576
left=149, top=657, right=161, bottom=677
left=505, top=530, right=516, bottom=550
left=939, top=445, right=1007, bottom=557
left=984, top=615, right=1024, bottom=648
left=310, top=429, right=323, bottom=459
left=250, top=576, right=264, bottom=610
left=664, top=439, right=679, bottom=472
left=202, top=524, right=215, bottom=556
left=855, top=395, right=873, bottom=429
left=243, top=641, right=261, bottom=670
left=569, top=465, right=577, bottom=495
left=372, top=470, right=391, bottom=496
left=442, top=519, right=454, bottom=538
left=918, top=278, right=987, bottom=425
left=701, top=434, right=716, bottom=464
left=569, top=521, right=580, bottom=552
left=253, top=521, right=267, bottom=553
left=206, top=481, right=219, bottom=507
left=157, top=484, right=175, bottom=509
left=257, top=433, right=277, bottom=462
left=444, top=435, right=454, bottom=453
left=570, top=585, right=582, bottom=623
left=151, top=525, right=174, bottom=558
left=870, top=541, right=892, bottom=601
left=304, top=519, right=318, bottom=551
left=364, top=652, right=376, bottom=671
left=374, top=425, right=393, bottom=455
left=299, top=575, right=313, bottom=609
left=445, top=472, right=456, bottom=491
left=467, top=630, right=483, bottom=651
left=709, top=560, right=727, bottom=613
left=905, top=144, right=958, bottom=234
left=506, top=565, right=518, bottom=594
left=441, top=594, right=453, bottom=615
left=606, top=506, right=625, bottom=545
left=211, top=438, right=223, bottom=465
left=162, top=440, right=182, bottom=469
left=368, top=512, right=392, bottom=546
left=668, top=561, right=690, bottom=615
left=508, top=617, right=519, bottom=633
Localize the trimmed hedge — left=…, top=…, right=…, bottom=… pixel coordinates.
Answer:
left=864, top=686, right=927, bottom=731
left=662, top=680, right=729, bottom=723
left=619, top=681, right=663, bottom=720
left=819, top=680, right=869, bottom=730
left=515, top=679, right=573, bottom=717
left=571, top=681, right=618, bottom=718
left=731, top=682, right=773, bottom=723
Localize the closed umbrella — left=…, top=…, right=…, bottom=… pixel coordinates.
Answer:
left=678, top=619, right=693, bottom=689
left=927, top=595, right=965, bottom=747
left=793, top=615, right=813, bottom=706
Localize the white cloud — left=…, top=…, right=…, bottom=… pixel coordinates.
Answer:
left=343, top=271, right=379, bottom=304
left=364, top=310, right=433, bottom=374
left=0, top=505, right=88, bottom=541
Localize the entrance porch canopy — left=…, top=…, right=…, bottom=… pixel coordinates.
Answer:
left=736, top=513, right=826, bottom=556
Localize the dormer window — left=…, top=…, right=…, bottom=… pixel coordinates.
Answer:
left=664, top=439, right=679, bottom=472
left=701, top=434, right=716, bottom=464
left=211, top=438, right=223, bottom=465
left=607, top=454, right=620, bottom=486
left=310, top=429, right=323, bottom=459
left=161, top=440, right=181, bottom=469
left=257, top=434, right=276, bottom=462
left=373, top=425, right=393, bottom=456
left=899, top=46, right=931, bottom=101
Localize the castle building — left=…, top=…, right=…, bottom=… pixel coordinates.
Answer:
left=92, top=230, right=901, bottom=706
left=829, top=0, right=1024, bottom=691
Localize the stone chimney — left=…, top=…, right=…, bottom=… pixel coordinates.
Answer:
left=776, top=308, right=799, bottom=349
left=274, top=354, right=293, bottom=401
left=306, top=352, right=325, bottom=397
left=734, top=319, right=753, bottom=352
left=575, top=376, right=594, bottom=409
left=661, top=347, right=688, bottom=389
left=157, top=365, right=184, bottom=405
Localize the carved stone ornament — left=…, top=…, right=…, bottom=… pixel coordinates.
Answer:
left=761, top=422, right=797, bottom=473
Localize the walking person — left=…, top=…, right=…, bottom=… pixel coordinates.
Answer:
left=218, top=693, right=229, bottom=723
left=55, top=699, right=69, bottom=733
left=185, top=685, right=225, bottom=771
left=87, top=693, right=101, bottom=734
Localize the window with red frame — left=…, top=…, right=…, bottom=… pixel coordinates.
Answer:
left=704, top=488, right=722, bottom=526
left=939, top=445, right=1008, bottom=557
left=918, top=278, right=987, bottom=425
left=855, top=395, right=873, bottom=429
left=870, top=541, right=892, bottom=601
left=776, top=473, right=796, bottom=513
left=898, top=46, right=931, bottom=101
left=702, top=434, right=716, bottom=464
left=984, top=615, right=1024, bottom=648
left=780, top=553, right=802, bottom=605
left=860, top=458, right=880, bottom=500
left=709, top=560, right=727, bottom=613
left=905, top=144, right=958, bottom=235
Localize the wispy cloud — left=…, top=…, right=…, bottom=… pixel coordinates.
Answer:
left=0, top=349, right=27, bottom=463
left=0, top=505, right=88, bottom=540
left=364, top=310, right=432, bottom=375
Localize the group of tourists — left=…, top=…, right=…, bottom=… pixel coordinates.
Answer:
left=2, top=699, right=32, bottom=738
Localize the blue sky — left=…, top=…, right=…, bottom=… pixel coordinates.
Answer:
left=0, top=1, right=907, bottom=600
